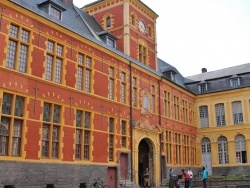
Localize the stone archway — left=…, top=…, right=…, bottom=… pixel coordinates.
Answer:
left=138, top=138, right=153, bottom=186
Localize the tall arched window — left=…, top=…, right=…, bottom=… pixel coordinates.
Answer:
left=218, top=136, right=229, bottom=164
left=235, top=134, right=247, bottom=163
left=106, top=16, right=111, bottom=28
left=201, top=138, right=211, bottom=154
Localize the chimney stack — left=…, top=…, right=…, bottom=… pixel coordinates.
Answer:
left=202, top=68, right=207, bottom=73
left=63, top=0, right=73, bottom=5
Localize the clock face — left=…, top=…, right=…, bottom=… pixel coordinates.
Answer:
left=138, top=19, right=146, bottom=34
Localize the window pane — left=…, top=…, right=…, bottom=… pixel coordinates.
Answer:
left=12, top=120, right=22, bottom=156
left=54, top=58, right=62, bottom=83
left=18, top=44, right=28, bottom=73
left=84, top=130, right=90, bottom=160
left=85, top=69, right=90, bottom=93
left=47, top=41, right=54, bottom=53
left=75, top=129, right=81, bottom=159
left=0, top=118, right=10, bottom=155
left=21, top=29, right=29, bottom=43
left=56, top=44, right=63, bottom=56
left=76, top=110, right=83, bottom=127
left=77, top=67, right=83, bottom=90
left=2, top=93, right=13, bottom=115
left=6, top=40, right=17, bottom=69
left=43, top=103, right=51, bottom=122
left=232, top=101, right=243, bottom=124
left=84, top=112, right=90, bottom=128
left=42, top=124, right=49, bottom=157
left=9, top=25, right=19, bottom=38
left=52, top=126, right=59, bottom=158
left=199, top=106, right=209, bottom=128
left=45, top=55, right=53, bottom=81
left=14, top=96, right=24, bottom=117
left=53, top=105, right=60, bottom=123
left=215, top=103, right=226, bottom=126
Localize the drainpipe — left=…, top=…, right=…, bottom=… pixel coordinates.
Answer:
left=158, top=78, right=162, bottom=183
left=129, top=61, right=133, bottom=182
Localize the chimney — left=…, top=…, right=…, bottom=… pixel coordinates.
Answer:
left=201, top=68, right=207, bottom=73
left=63, top=0, right=73, bottom=5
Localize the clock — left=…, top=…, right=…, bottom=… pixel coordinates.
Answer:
left=138, top=19, right=146, bottom=34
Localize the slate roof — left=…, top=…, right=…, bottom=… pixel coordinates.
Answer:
left=9, top=0, right=249, bottom=94
left=157, top=58, right=186, bottom=88
left=184, top=63, right=250, bottom=84
left=10, top=0, right=184, bottom=86
left=10, top=0, right=104, bottom=41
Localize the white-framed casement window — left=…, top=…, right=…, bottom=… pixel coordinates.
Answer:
left=218, top=136, right=229, bottom=164
left=199, top=105, right=209, bottom=128
left=230, top=76, right=240, bottom=88
left=235, top=134, right=247, bottom=163
left=215, top=103, right=226, bottom=126
left=232, top=101, right=243, bottom=125
left=198, top=83, right=208, bottom=94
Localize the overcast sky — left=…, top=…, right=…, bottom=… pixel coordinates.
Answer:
left=73, top=0, right=250, bottom=77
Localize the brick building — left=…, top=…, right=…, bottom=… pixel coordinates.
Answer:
left=0, top=0, right=249, bottom=187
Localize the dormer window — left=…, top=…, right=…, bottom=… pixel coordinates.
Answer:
left=163, top=71, right=176, bottom=82
left=198, top=81, right=208, bottom=94
left=230, top=75, right=240, bottom=88
left=50, top=6, right=62, bottom=20
left=107, top=37, right=115, bottom=48
left=37, top=1, right=66, bottom=21
left=97, top=31, right=117, bottom=49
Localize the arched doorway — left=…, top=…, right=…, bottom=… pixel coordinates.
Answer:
left=138, top=139, right=153, bottom=186
left=201, top=137, right=212, bottom=175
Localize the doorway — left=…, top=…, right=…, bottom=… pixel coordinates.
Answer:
left=138, top=139, right=153, bottom=186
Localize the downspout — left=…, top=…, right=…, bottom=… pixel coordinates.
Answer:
left=158, top=78, right=162, bottom=183
left=129, top=61, right=133, bottom=181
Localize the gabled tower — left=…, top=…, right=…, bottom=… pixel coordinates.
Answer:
left=83, top=0, right=159, bottom=70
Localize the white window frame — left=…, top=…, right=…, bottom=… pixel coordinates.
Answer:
left=230, top=77, right=240, bottom=88
left=199, top=105, right=209, bottom=128
left=198, top=83, right=207, bottom=94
